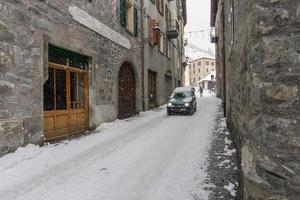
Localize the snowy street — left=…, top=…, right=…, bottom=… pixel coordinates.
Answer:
left=0, top=96, right=235, bottom=200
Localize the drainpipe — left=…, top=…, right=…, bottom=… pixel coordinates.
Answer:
left=141, top=0, right=145, bottom=111
left=221, top=1, right=226, bottom=117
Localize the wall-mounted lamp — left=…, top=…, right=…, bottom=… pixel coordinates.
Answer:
left=210, top=27, right=218, bottom=43
left=153, top=24, right=161, bottom=33
left=143, top=23, right=162, bottom=43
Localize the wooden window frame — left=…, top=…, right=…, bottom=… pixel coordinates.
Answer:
left=126, top=0, right=134, bottom=33
left=120, top=0, right=138, bottom=36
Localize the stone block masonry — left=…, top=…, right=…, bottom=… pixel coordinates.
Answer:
left=0, top=0, right=143, bottom=156
left=212, top=0, right=300, bottom=199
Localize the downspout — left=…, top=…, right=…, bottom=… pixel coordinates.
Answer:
left=179, top=29, right=182, bottom=87
left=221, top=1, right=226, bottom=117
left=141, top=0, right=145, bottom=111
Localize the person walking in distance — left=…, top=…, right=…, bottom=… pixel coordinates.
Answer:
left=198, top=86, right=204, bottom=97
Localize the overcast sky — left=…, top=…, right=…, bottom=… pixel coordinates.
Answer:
left=184, top=0, right=215, bottom=57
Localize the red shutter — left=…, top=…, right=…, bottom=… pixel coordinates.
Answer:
left=150, top=19, right=155, bottom=45
left=149, top=18, right=159, bottom=46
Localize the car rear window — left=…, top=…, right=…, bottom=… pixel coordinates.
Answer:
left=172, top=91, right=191, bottom=98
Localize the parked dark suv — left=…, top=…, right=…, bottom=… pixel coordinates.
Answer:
left=167, top=87, right=197, bottom=115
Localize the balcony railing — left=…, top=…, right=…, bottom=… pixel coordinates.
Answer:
left=167, top=19, right=179, bottom=39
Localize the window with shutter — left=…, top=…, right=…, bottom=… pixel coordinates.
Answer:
left=149, top=19, right=159, bottom=45
left=120, top=0, right=127, bottom=27
left=120, top=0, right=138, bottom=36
left=134, top=7, right=138, bottom=36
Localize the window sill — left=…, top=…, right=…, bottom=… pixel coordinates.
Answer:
left=125, top=28, right=136, bottom=37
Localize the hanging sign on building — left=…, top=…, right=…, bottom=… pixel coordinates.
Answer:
left=69, top=6, right=131, bottom=49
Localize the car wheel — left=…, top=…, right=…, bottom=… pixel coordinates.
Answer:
left=189, top=109, right=194, bottom=115
left=194, top=105, right=197, bottom=112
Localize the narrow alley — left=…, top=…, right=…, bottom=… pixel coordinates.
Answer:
left=1, top=0, right=299, bottom=199
left=0, top=96, right=239, bottom=200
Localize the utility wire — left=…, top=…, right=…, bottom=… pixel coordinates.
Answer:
left=185, top=29, right=211, bottom=39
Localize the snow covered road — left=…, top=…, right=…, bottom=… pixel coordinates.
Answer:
left=0, top=97, right=221, bottom=200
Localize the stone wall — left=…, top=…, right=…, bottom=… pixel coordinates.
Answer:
left=0, top=0, right=142, bottom=156
left=215, top=0, right=300, bottom=199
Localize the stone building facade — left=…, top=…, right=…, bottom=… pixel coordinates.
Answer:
left=0, top=0, right=144, bottom=156
left=185, top=57, right=215, bottom=86
left=143, top=0, right=186, bottom=109
left=211, top=0, right=300, bottom=199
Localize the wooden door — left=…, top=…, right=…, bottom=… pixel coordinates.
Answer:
left=43, top=46, right=89, bottom=141
left=148, top=70, right=157, bottom=109
left=118, top=63, right=136, bottom=119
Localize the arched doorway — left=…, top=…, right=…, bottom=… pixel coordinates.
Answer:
left=118, top=62, right=136, bottom=119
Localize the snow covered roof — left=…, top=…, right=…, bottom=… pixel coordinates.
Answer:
left=196, top=71, right=216, bottom=84
left=187, top=57, right=215, bottom=64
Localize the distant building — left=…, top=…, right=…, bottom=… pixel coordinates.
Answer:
left=196, top=71, right=216, bottom=91
left=184, top=57, right=215, bottom=86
